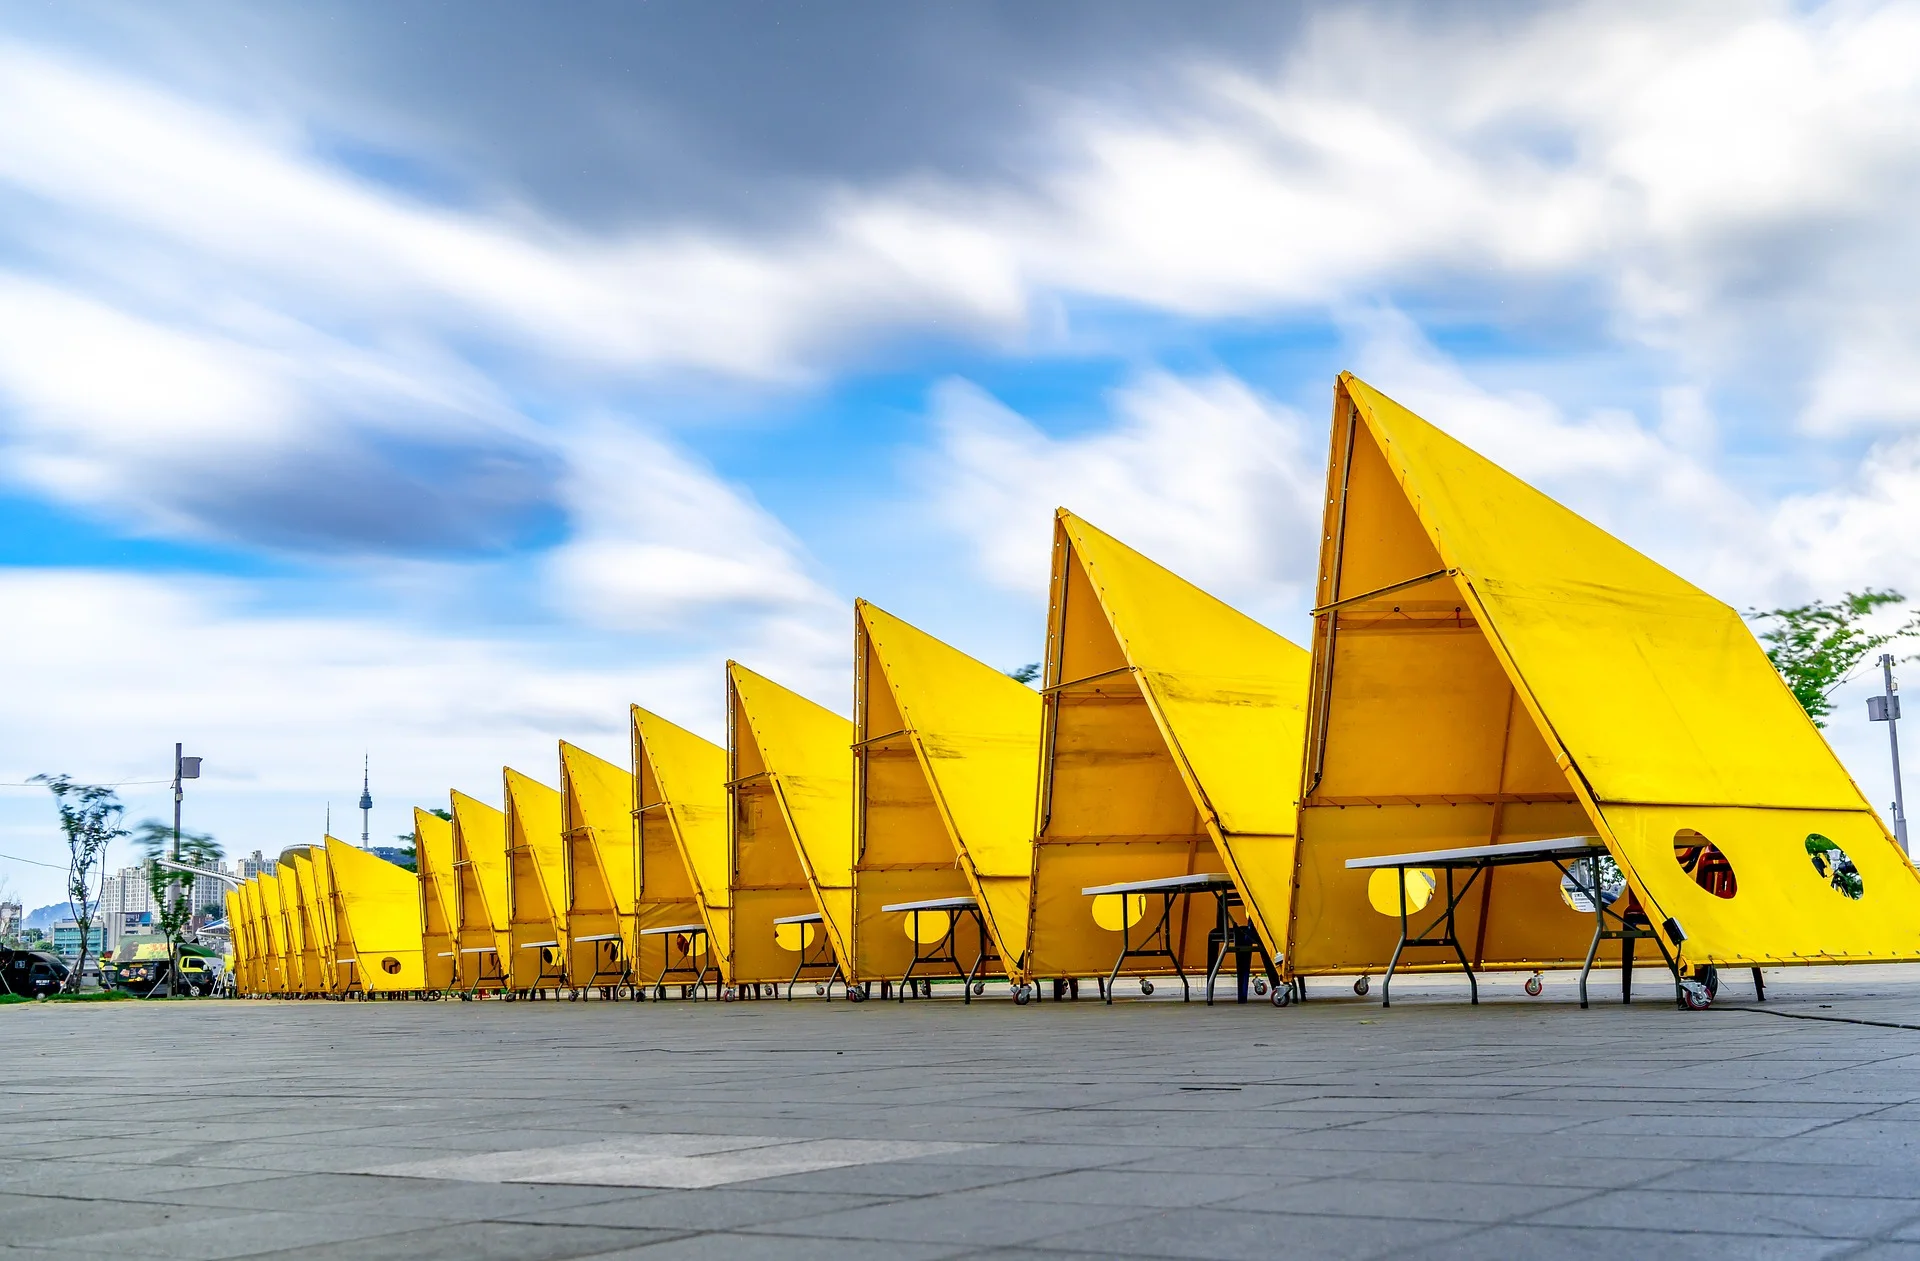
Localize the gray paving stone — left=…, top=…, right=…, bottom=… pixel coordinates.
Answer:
left=1029, top=1206, right=1479, bottom=1259
left=1527, top=1188, right=1918, bottom=1238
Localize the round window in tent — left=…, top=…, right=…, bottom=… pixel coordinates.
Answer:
left=1673, top=830, right=1737, bottom=899
left=1091, top=893, right=1148, bottom=932
left=380, top=957, right=401, bottom=975
left=1806, top=834, right=1865, bottom=900
left=901, top=909, right=953, bottom=945
left=773, top=920, right=815, bottom=953
left=1559, top=856, right=1626, bottom=914
left=1367, top=867, right=1436, bottom=917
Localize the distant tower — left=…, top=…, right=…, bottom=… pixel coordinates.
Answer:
left=358, top=754, right=373, bottom=849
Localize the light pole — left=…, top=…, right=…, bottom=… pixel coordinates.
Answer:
left=1868, top=654, right=1908, bottom=854
left=172, top=744, right=202, bottom=987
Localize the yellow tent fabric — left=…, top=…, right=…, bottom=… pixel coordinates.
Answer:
left=414, top=808, right=458, bottom=992
left=306, top=844, right=341, bottom=994
left=727, top=662, right=855, bottom=985
left=450, top=790, right=510, bottom=991
left=851, top=600, right=1040, bottom=985
left=326, top=837, right=426, bottom=992
left=224, top=887, right=248, bottom=994
left=633, top=705, right=732, bottom=978
left=1288, top=373, right=1920, bottom=976
left=257, top=873, right=288, bottom=995
left=559, top=740, right=645, bottom=989
left=252, top=876, right=280, bottom=995
left=1026, top=509, right=1311, bottom=982
left=504, top=768, right=569, bottom=991
left=276, top=861, right=312, bottom=993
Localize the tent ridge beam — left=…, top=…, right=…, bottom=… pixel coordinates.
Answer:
left=1313, top=568, right=1458, bottom=615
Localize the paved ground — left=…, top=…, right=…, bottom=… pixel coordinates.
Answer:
left=6, top=967, right=1920, bottom=1259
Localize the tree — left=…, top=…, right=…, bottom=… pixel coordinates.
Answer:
left=135, top=820, right=222, bottom=996
left=1748, top=590, right=1920, bottom=726
left=32, top=775, right=128, bottom=993
left=1005, top=663, right=1040, bottom=685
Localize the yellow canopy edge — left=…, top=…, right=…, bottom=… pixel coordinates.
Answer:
left=325, top=837, right=426, bottom=992
left=414, top=807, right=457, bottom=991
left=633, top=705, right=732, bottom=976
left=503, top=767, right=568, bottom=989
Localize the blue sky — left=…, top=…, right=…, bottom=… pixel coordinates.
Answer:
left=5, top=1, right=1920, bottom=907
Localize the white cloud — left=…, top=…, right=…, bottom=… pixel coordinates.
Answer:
left=0, top=567, right=721, bottom=905
left=543, top=419, right=838, bottom=629
left=921, top=370, right=1322, bottom=629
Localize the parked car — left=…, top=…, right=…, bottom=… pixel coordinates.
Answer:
left=107, top=934, right=220, bottom=996
left=0, top=949, right=70, bottom=997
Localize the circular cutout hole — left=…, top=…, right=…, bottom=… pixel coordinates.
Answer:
left=1367, top=867, right=1436, bottom=916
left=1806, top=834, right=1864, bottom=900
left=773, top=920, right=816, bottom=953
left=901, top=910, right=952, bottom=945
left=380, top=957, right=401, bottom=975
left=1559, top=857, right=1625, bottom=913
left=1091, top=893, right=1148, bottom=931
left=1674, top=830, right=1737, bottom=899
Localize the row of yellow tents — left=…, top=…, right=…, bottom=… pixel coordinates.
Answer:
left=225, top=374, right=1920, bottom=1004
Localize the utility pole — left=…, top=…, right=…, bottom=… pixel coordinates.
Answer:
left=171, top=743, right=202, bottom=993
left=1869, top=654, right=1909, bottom=854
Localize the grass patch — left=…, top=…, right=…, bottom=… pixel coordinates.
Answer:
left=0, top=989, right=137, bottom=1005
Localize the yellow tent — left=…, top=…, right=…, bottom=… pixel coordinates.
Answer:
left=633, top=705, right=731, bottom=990
left=326, top=837, right=427, bottom=994
left=559, top=740, right=643, bottom=993
left=1026, top=510, right=1310, bottom=992
left=275, top=860, right=313, bottom=994
left=1288, top=373, right=1920, bottom=991
left=224, top=886, right=249, bottom=995
left=726, top=662, right=854, bottom=991
left=851, top=600, right=1040, bottom=991
left=450, top=789, right=510, bottom=993
left=504, top=768, right=569, bottom=993
left=255, top=875, right=287, bottom=995
left=414, top=808, right=458, bottom=993
left=306, top=844, right=342, bottom=995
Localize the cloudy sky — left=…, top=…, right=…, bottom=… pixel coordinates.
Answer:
left=5, top=0, right=1920, bottom=907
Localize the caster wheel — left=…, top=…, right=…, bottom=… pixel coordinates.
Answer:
left=1353, top=976, right=1371, bottom=997
left=920, top=980, right=933, bottom=998
left=1271, top=985, right=1293, bottom=1007
left=1013, top=984, right=1031, bottom=1006
left=1253, top=978, right=1269, bottom=997
left=569, top=989, right=582, bottom=1002
left=1698, top=965, right=1720, bottom=1000
left=972, top=981, right=985, bottom=996
left=722, top=986, right=737, bottom=1002
left=1525, top=974, right=1543, bottom=997
left=763, top=983, right=776, bottom=999
left=654, top=984, right=667, bottom=1001
left=460, top=993, right=474, bottom=1002
left=847, top=985, right=868, bottom=1003
left=1140, top=979, right=1155, bottom=997
left=1679, top=978, right=1712, bottom=1010
left=503, top=991, right=517, bottom=1003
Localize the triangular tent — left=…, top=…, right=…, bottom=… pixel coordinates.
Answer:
left=504, top=768, right=569, bottom=991
left=558, top=740, right=646, bottom=990
left=632, top=705, right=732, bottom=978
left=1026, top=510, right=1311, bottom=983
left=326, top=837, right=426, bottom=993
left=450, top=790, right=510, bottom=991
left=256, top=874, right=287, bottom=994
left=279, top=857, right=319, bottom=994
left=306, top=844, right=341, bottom=994
left=851, top=600, right=1040, bottom=986
left=726, top=662, right=855, bottom=985
left=224, top=887, right=249, bottom=994
left=1288, top=373, right=1920, bottom=979
left=414, top=808, right=458, bottom=992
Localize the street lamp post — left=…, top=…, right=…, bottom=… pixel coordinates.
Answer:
left=1868, top=655, right=1908, bottom=854
left=172, top=744, right=202, bottom=986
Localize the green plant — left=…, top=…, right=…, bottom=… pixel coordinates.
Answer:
left=1748, top=590, right=1920, bottom=726
left=135, top=820, right=223, bottom=995
left=31, top=775, right=128, bottom=993
left=1005, top=662, right=1040, bottom=685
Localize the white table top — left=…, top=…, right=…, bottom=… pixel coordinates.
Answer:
left=772, top=912, right=826, bottom=926
left=1081, top=872, right=1234, bottom=897
left=880, top=896, right=980, bottom=913
left=1345, top=836, right=1605, bottom=870
left=638, top=922, right=706, bottom=936
left=571, top=933, right=621, bottom=943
